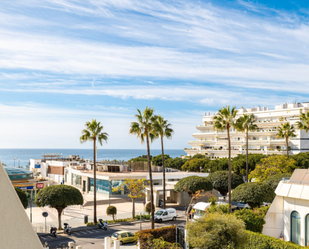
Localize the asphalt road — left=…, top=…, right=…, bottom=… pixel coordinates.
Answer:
left=39, top=218, right=185, bottom=249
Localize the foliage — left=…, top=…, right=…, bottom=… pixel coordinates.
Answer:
left=263, top=173, right=292, bottom=190
left=207, top=203, right=229, bottom=214
left=231, top=182, right=275, bottom=208
left=15, top=187, right=28, bottom=209
left=249, top=155, right=297, bottom=181
left=181, top=158, right=209, bottom=172
left=291, top=152, right=309, bottom=169
left=205, top=157, right=229, bottom=172
left=234, top=207, right=268, bottom=233
left=152, top=154, right=171, bottom=166
left=145, top=202, right=155, bottom=214
left=165, top=157, right=187, bottom=170
left=106, top=205, right=117, bottom=220
left=231, top=154, right=266, bottom=176
left=129, top=155, right=150, bottom=162
left=276, top=122, right=296, bottom=156
left=192, top=154, right=206, bottom=159
left=244, top=230, right=303, bottom=249
left=112, top=178, right=146, bottom=218
left=207, top=171, right=244, bottom=197
left=146, top=238, right=182, bottom=249
left=135, top=225, right=177, bottom=249
left=35, top=185, right=83, bottom=229
left=174, top=176, right=213, bottom=196
left=135, top=214, right=151, bottom=220
left=188, top=212, right=247, bottom=249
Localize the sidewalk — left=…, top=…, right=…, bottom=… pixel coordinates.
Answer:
left=28, top=192, right=147, bottom=232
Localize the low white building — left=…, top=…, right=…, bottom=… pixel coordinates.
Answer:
left=263, top=169, right=309, bottom=246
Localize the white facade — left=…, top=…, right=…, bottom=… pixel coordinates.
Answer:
left=185, top=102, right=309, bottom=158
left=263, top=169, right=309, bottom=246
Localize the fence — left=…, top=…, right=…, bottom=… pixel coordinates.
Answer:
left=176, top=227, right=185, bottom=248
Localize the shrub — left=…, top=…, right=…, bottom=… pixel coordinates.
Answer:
left=244, top=230, right=303, bottom=249
left=187, top=213, right=247, bottom=249
left=181, top=158, right=209, bottom=172
left=106, top=205, right=117, bottom=220
left=136, top=226, right=177, bottom=249
left=145, top=202, right=155, bottom=214
left=152, top=154, right=171, bottom=166
left=207, top=171, right=244, bottom=198
left=232, top=182, right=275, bottom=208
left=231, top=154, right=266, bottom=176
left=135, top=214, right=151, bottom=220
left=234, top=207, right=267, bottom=233
left=263, top=173, right=292, bottom=191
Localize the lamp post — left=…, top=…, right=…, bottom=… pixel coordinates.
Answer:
left=18, top=159, right=20, bottom=167
left=14, top=157, right=15, bottom=167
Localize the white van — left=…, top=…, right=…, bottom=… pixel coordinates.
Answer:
left=154, top=208, right=177, bottom=223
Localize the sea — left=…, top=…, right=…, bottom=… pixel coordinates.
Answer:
left=0, top=149, right=185, bottom=168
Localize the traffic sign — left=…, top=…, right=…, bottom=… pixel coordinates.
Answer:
left=42, top=212, right=48, bottom=217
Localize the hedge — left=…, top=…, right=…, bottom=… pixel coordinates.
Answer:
left=244, top=231, right=303, bottom=249
left=135, top=225, right=177, bottom=249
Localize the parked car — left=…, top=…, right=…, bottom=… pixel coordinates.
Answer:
left=111, top=231, right=136, bottom=245
left=154, top=208, right=177, bottom=223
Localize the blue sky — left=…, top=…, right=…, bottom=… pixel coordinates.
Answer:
left=0, top=0, right=309, bottom=149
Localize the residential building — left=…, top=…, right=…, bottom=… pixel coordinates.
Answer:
left=263, top=169, right=309, bottom=246
left=185, top=102, right=309, bottom=158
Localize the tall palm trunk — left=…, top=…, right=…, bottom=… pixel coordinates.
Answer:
left=286, top=137, right=289, bottom=157
left=146, top=129, right=154, bottom=229
left=227, top=126, right=232, bottom=213
left=161, top=135, right=166, bottom=209
left=93, top=137, right=97, bottom=224
left=246, top=129, right=249, bottom=182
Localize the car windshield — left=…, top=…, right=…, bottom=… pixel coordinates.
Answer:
left=156, top=211, right=163, bottom=215
left=112, top=233, right=119, bottom=238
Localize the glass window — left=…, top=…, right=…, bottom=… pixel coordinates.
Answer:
left=89, top=178, right=110, bottom=195
left=121, top=233, right=127, bottom=238
left=291, top=211, right=301, bottom=245
left=72, top=174, right=82, bottom=187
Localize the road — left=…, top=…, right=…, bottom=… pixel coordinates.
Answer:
left=39, top=218, right=185, bottom=249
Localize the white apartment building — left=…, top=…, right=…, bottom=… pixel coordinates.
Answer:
left=185, top=102, right=309, bottom=158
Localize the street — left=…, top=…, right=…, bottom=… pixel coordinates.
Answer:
left=39, top=218, right=185, bottom=249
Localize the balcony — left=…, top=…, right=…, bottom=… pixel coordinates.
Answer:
left=270, top=139, right=286, bottom=145
left=188, top=140, right=215, bottom=146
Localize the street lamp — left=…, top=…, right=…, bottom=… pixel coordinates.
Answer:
left=14, top=157, right=15, bottom=167
left=18, top=159, right=20, bottom=167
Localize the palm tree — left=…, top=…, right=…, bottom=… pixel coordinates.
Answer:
left=235, top=114, right=258, bottom=183
left=80, top=119, right=108, bottom=224
left=130, top=107, right=157, bottom=229
left=213, top=106, right=238, bottom=213
left=296, top=110, right=309, bottom=133
left=276, top=122, right=296, bottom=157
left=153, top=115, right=174, bottom=209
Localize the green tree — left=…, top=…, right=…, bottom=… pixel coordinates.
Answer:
left=187, top=212, right=247, bottom=249
left=235, top=114, right=258, bottom=182
left=112, top=178, right=146, bottom=218
left=276, top=122, right=296, bottom=157
left=181, top=158, right=209, bottom=172
left=80, top=119, right=108, bottom=224
left=106, top=205, right=117, bottom=221
left=234, top=207, right=268, bottom=233
left=249, top=155, right=297, bottom=182
left=213, top=106, right=238, bottom=212
left=231, top=182, right=275, bottom=208
left=207, top=171, right=244, bottom=199
left=291, top=152, right=309, bottom=169
left=15, top=187, right=28, bottom=209
left=296, top=110, right=309, bottom=133
left=206, top=158, right=229, bottom=172
left=153, top=116, right=174, bottom=209
left=165, top=157, right=186, bottom=170
left=145, top=201, right=155, bottom=214
left=130, top=107, right=157, bottom=229
left=35, top=185, right=83, bottom=229
left=151, top=154, right=171, bottom=166
left=231, top=154, right=266, bottom=176
left=263, top=173, right=292, bottom=191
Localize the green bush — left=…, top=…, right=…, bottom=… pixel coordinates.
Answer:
left=152, top=154, right=171, bottom=166
left=232, top=182, right=275, bottom=208
left=244, top=230, right=303, bottom=249
left=136, top=226, right=177, bottom=249
left=174, top=175, right=213, bottom=195
left=231, top=154, right=266, bottom=176
left=135, top=214, right=151, bottom=220
left=187, top=213, right=247, bottom=249
left=181, top=158, right=209, bottom=172
left=106, top=205, right=117, bottom=220
left=234, top=207, right=267, bottom=233
left=15, top=187, right=28, bottom=209
left=145, top=202, right=155, bottom=214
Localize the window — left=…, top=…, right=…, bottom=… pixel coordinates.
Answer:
left=291, top=211, right=301, bottom=245
left=121, top=233, right=128, bottom=238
